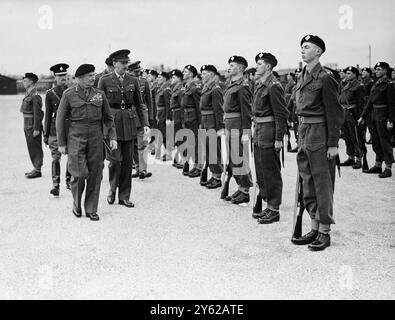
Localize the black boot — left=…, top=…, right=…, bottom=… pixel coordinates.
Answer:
left=50, top=161, right=60, bottom=196
left=182, top=162, right=190, bottom=176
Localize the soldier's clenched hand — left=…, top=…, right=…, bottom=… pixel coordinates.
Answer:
left=327, top=146, right=338, bottom=160
left=33, top=130, right=40, bottom=137
left=110, top=140, right=118, bottom=151
left=58, top=146, right=67, bottom=155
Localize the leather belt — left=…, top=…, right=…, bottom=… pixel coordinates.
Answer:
left=225, top=112, right=241, bottom=120
left=254, top=116, right=274, bottom=123
left=201, top=110, right=214, bottom=115
left=110, top=104, right=134, bottom=110
left=373, top=104, right=387, bottom=109
left=341, top=104, right=356, bottom=110
left=298, top=116, right=326, bottom=124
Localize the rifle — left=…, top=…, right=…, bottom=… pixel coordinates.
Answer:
left=286, top=121, right=292, bottom=152
left=250, top=138, right=260, bottom=210
left=356, top=122, right=369, bottom=171
left=291, top=172, right=305, bottom=240
left=200, top=163, right=208, bottom=185
left=220, top=134, right=232, bottom=199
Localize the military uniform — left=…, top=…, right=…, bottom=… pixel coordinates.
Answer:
left=253, top=73, right=288, bottom=212
left=361, top=74, right=375, bottom=143
left=295, top=62, right=344, bottom=229
left=180, top=78, right=202, bottom=171
left=170, top=81, right=184, bottom=152
left=200, top=79, right=224, bottom=181
left=155, top=78, right=172, bottom=153
left=98, top=70, right=147, bottom=202
left=20, top=84, right=44, bottom=174
left=223, top=76, right=253, bottom=191
left=56, top=83, right=116, bottom=215
left=360, top=75, right=395, bottom=168
left=44, top=84, right=71, bottom=191
left=339, top=76, right=365, bottom=164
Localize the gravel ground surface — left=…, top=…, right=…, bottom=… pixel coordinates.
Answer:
left=0, top=95, right=394, bottom=300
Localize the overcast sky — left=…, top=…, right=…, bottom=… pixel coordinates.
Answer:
left=0, top=0, right=394, bottom=75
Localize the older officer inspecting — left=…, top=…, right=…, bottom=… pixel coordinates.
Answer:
left=339, top=66, right=365, bottom=169
left=199, top=64, right=224, bottom=189
left=359, top=62, right=395, bottom=178
left=21, top=72, right=44, bottom=179
left=98, top=49, right=149, bottom=208
left=180, top=65, right=202, bottom=177
left=44, top=63, right=72, bottom=196
left=291, top=35, right=344, bottom=251
left=56, top=64, right=117, bottom=221
left=251, top=53, right=289, bottom=224
left=222, top=56, right=253, bottom=204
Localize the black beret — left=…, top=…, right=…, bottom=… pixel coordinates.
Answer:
left=361, top=67, right=372, bottom=75
left=148, top=70, right=158, bottom=77
left=49, top=63, right=69, bottom=76
left=294, top=68, right=302, bottom=74
left=171, top=69, right=183, bottom=80
left=255, top=52, right=278, bottom=68
left=200, top=64, right=218, bottom=74
left=105, top=57, right=113, bottom=66
left=128, top=61, right=141, bottom=71
left=375, top=62, right=390, bottom=70
left=184, top=65, right=198, bottom=77
left=109, top=49, right=131, bottom=62
left=75, top=64, right=95, bottom=77
left=23, top=72, right=39, bottom=83
left=245, top=67, right=256, bottom=75
left=345, top=66, right=359, bottom=76
left=228, top=55, right=248, bottom=68
left=158, top=71, right=170, bottom=80
left=300, top=34, right=326, bottom=53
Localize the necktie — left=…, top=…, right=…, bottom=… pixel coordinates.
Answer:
left=119, top=75, right=123, bottom=83
left=84, top=89, right=90, bottom=98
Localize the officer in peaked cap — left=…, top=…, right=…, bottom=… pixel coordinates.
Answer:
left=292, top=35, right=344, bottom=251
left=128, top=60, right=152, bottom=179
left=221, top=55, right=253, bottom=204
left=359, top=61, right=395, bottom=178
left=339, top=66, right=365, bottom=169
left=56, top=63, right=117, bottom=221
left=98, top=49, right=149, bottom=208
left=44, top=63, right=72, bottom=195
left=21, top=72, right=44, bottom=179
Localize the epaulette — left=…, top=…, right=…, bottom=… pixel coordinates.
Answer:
left=100, top=73, right=112, bottom=79
left=63, top=86, right=76, bottom=94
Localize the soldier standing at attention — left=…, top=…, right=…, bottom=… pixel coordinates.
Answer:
left=222, top=56, right=253, bottom=205
left=339, top=66, right=365, bottom=169
left=199, top=64, right=224, bottom=189
left=44, top=63, right=72, bottom=195
left=21, top=73, right=44, bottom=179
left=128, top=61, right=152, bottom=179
left=155, top=71, right=172, bottom=161
left=358, top=62, right=395, bottom=178
left=56, top=64, right=117, bottom=220
left=291, top=35, right=344, bottom=251
left=94, top=57, right=114, bottom=87
left=180, top=65, right=202, bottom=177
left=361, top=67, right=375, bottom=144
left=251, top=53, right=289, bottom=224
left=98, top=49, right=149, bottom=208
left=169, top=69, right=185, bottom=168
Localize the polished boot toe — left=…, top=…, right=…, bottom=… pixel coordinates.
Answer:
left=252, top=208, right=270, bottom=219
left=26, top=171, right=42, bottom=179
left=231, top=192, right=250, bottom=204
left=107, top=192, right=115, bottom=205
left=365, top=166, right=382, bottom=174
left=257, top=209, right=279, bottom=224
left=378, top=168, right=392, bottom=178
left=86, top=212, right=99, bottom=221
left=188, top=169, right=201, bottom=178
left=291, top=229, right=319, bottom=245
left=72, top=208, right=82, bottom=218
left=206, top=179, right=222, bottom=189
left=225, top=190, right=240, bottom=202
left=308, top=232, right=331, bottom=251
left=50, top=187, right=59, bottom=196
left=119, top=200, right=135, bottom=208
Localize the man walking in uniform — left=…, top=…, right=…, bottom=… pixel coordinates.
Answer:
left=21, top=73, right=44, bottom=179
left=199, top=64, right=224, bottom=189
left=222, top=56, right=253, bottom=204
left=251, top=52, right=289, bottom=224
left=291, top=35, right=344, bottom=251
left=44, top=63, right=72, bottom=196
left=359, top=62, right=395, bottom=178
left=56, top=64, right=117, bottom=220
left=98, top=49, right=149, bottom=208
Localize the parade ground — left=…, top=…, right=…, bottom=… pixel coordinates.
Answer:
left=0, top=94, right=394, bottom=300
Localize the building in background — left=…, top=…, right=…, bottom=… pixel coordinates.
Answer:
left=0, top=74, right=17, bottom=94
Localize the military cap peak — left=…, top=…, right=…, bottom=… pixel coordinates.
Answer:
left=50, top=63, right=69, bottom=75
left=109, top=49, right=131, bottom=62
